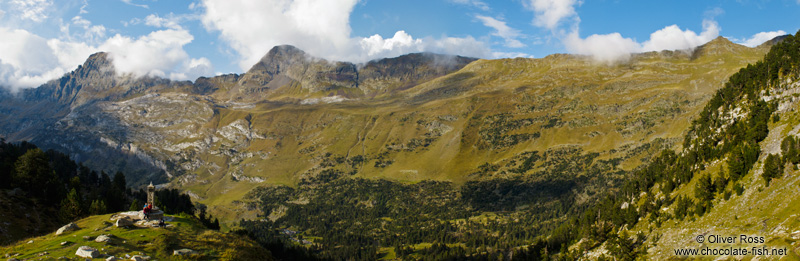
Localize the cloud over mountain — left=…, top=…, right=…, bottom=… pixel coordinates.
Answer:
left=198, top=0, right=491, bottom=71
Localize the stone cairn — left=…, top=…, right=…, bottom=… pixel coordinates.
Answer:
left=140, top=182, right=164, bottom=220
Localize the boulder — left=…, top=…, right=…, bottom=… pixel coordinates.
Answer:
left=106, top=256, right=119, bottom=261
left=130, top=255, right=150, bottom=261
left=173, top=249, right=197, bottom=256
left=75, top=246, right=100, bottom=258
left=56, top=223, right=79, bottom=236
left=60, top=241, right=70, bottom=246
left=115, top=217, right=134, bottom=227
left=95, top=234, right=112, bottom=243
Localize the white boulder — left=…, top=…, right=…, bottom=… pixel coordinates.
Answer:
left=75, top=246, right=100, bottom=258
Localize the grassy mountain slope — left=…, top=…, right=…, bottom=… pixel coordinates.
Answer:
left=0, top=37, right=771, bottom=230
left=636, top=35, right=800, bottom=259
left=544, top=32, right=800, bottom=260
left=184, top=37, right=768, bottom=223
left=0, top=213, right=272, bottom=260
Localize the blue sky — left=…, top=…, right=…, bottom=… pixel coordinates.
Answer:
left=0, top=0, right=798, bottom=90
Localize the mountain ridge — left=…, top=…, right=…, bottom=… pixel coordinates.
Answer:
left=0, top=36, right=775, bottom=230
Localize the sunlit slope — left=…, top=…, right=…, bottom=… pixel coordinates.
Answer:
left=0, top=214, right=271, bottom=260
left=0, top=37, right=770, bottom=225
left=145, top=37, right=767, bottom=216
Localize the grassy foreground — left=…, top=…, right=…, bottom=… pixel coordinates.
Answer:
left=0, top=213, right=272, bottom=260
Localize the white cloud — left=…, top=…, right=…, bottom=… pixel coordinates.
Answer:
left=448, top=0, right=490, bottom=11
left=144, top=14, right=185, bottom=30
left=199, top=0, right=492, bottom=70
left=0, top=24, right=213, bottom=91
left=0, top=27, right=74, bottom=91
left=563, top=21, right=720, bottom=63
left=735, top=30, right=787, bottom=47
left=8, top=0, right=53, bottom=22
left=641, top=20, right=719, bottom=52
left=100, top=29, right=200, bottom=79
left=525, top=0, right=721, bottom=63
left=70, top=16, right=107, bottom=43
left=525, top=0, right=579, bottom=30
left=475, top=15, right=525, bottom=48
left=120, top=0, right=148, bottom=9
left=564, top=31, right=640, bottom=63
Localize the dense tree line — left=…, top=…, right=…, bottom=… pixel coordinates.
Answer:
left=0, top=140, right=132, bottom=222
left=1, top=139, right=199, bottom=227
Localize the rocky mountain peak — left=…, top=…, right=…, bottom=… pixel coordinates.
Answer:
left=235, top=45, right=358, bottom=95
left=23, top=52, right=116, bottom=104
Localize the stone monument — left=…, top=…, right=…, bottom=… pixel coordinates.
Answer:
left=140, top=182, right=164, bottom=220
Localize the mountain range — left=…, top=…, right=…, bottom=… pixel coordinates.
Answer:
left=2, top=34, right=799, bottom=259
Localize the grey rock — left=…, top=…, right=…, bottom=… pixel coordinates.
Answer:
left=75, top=246, right=100, bottom=258
left=173, top=248, right=197, bottom=256
left=60, top=241, right=70, bottom=246
left=55, top=222, right=79, bottom=236
left=130, top=255, right=150, bottom=261
left=115, top=216, right=134, bottom=227
left=95, top=234, right=112, bottom=243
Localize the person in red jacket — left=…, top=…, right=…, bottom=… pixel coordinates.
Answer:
left=143, top=203, right=151, bottom=220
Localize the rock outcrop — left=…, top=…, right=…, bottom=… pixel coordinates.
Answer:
left=94, top=234, right=112, bottom=243
left=55, top=223, right=79, bottom=236
left=75, top=246, right=100, bottom=258
left=115, top=216, right=133, bottom=227
left=173, top=248, right=197, bottom=256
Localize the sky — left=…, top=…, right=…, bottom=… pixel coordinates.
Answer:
left=0, top=0, right=798, bottom=91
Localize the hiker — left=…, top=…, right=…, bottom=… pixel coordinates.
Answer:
left=158, top=217, right=166, bottom=227
left=143, top=203, right=151, bottom=220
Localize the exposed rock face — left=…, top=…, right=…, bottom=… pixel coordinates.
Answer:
left=55, top=223, right=79, bottom=236
left=23, top=52, right=186, bottom=108
left=233, top=45, right=476, bottom=98
left=236, top=45, right=358, bottom=94
left=358, top=52, right=476, bottom=94
left=75, top=246, right=100, bottom=258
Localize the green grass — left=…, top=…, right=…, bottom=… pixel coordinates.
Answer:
left=632, top=100, right=800, bottom=259
left=0, top=213, right=271, bottom=260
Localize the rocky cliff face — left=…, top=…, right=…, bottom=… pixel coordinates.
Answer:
left=358, top=52, right=476, bottom=95
left=228, top=45, right=476, bottom=100
left=235, top=45, right=358, bottom=95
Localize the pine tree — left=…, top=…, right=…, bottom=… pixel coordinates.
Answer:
left=89, top=199, right=108, bottom=215
left=14, top=148, right=57, bottom=199
left=130, top=199, right=142, bottom=211
left=763, top=154, right=782, bottom=186
left=59, top=188, right=83, bottom=222
left=694, top=174, right=714, bottom=202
